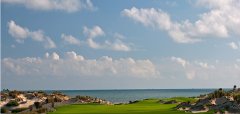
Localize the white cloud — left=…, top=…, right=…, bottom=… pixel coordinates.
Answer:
left=122, top=0, right=240, bottom=43
left=2, top=51, right=159, bottom=77
left=44, top=37, right=57, bottom=49
left=186, top=71, right=196, bottom=80
left=8, top=20, right=56, bottom=49
left=51, top=52, right=60, bottom=60
left=83, top=26, right=132, bottom=51
left=171, top=56, right=188, bottom=68
left=228, top=42, right=239, bottom=50
left=65, top=51, right=84, bottom=61
left=122, top=7, right=172, bottom=31
left=122, top=7, right=199, bottom=43
left=3, top=54, right=238, bottom=82
left=8, top=20, right=29, bottom=42
left=45, top=52, right=59, bottom=60
left=83, top=26, right=105, bottom=39
left=30, top=30, right=45, bottom=42
left=61, top=34, right=81, bottom=45
left=2, top=0, right=96, bottom=13
left=105, top=39, right=131, bottom=52
left=194, top=61, right=215, bottom=69
left=84, top=0, right=96, bottom=11
left=170, top=57, right=218, bottom=80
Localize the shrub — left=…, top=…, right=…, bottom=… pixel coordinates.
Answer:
left=36, top=108, right=47, bottom=113
left=11, top=108, right=28, bottom=113
left=34, top=102, right=42, bottom=109
left=233, top=94, right=240, bottom=103
left=1, top=107, right=8, bottom=113
left=54, top=96, right=63, bottom=102
left=76, top=96, right=91, bottom=100
left=46, top=97, right=54, bottom=103
left=9, top=90, right=22, bottom=98
left=6, top=100, right=19, bottom=107
left=209, top=89, right=226, bottom=99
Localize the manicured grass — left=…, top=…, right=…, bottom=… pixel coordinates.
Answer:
left=49, top=97, right=211, bottom=114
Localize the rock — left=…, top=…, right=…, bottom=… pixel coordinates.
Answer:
left=195, top=98, right=211, bottom=106
left=190, top=105, right=206, bottom=111
left=176, top=102, right=192, bottom=109
left=215, top=96, right=229, bottom=105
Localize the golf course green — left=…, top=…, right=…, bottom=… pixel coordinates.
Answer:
left=49, top=97, right=212, bottom=114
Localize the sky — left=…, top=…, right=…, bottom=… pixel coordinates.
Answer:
left=1, top=0, right=240, bottom=90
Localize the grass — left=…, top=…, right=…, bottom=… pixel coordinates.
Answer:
left=49, top=97, right=212, bottom=114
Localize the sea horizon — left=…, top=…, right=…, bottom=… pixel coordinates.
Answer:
left=2, top=88, right=232, bottom=91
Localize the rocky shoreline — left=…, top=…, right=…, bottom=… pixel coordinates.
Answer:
left=0, top=90, right=111, bottom=113
left=1, top=86, right=240, bottom=114
left=176, top=86, right=240, bottom=113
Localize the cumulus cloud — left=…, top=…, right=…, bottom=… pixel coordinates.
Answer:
left=122, top=0, right=240, bottom=43
left=2, top=0, right=96, bottom=13
left=83, top=26, right=105, bottom=39
left=59, top=26, right=132, bottom=51
left=2, top=51, right=159, bottom=77
left=65, top=51, right=84, bottom=61
left=171, top=56, right=188, bottom=68
left=45, top=52, right=60, bottom=60
left=228, top=42, right=239, bottom=50
left=170, top=57, right=219, bottom=80
left=8, top=20, right=29, bottom=41
left=8, top=20, right=56, bottom=49
left=61, top=34, right=81, bottom=45
left=83, top=26, right=132, bottom=51
left=1, top=51, right=240, bottom=80
left=194, top=61, right=215, bottom=69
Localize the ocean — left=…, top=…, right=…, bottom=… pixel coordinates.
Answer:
left=45, top=89, right=215, bottom=103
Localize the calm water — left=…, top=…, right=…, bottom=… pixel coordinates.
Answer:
left=45, top=89, right=215, bottom=103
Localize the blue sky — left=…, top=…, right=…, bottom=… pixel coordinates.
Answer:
left=1, top=0, right=240, bottom=90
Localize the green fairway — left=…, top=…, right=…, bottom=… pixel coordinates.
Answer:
left=49, top=97, right=211, bottom=114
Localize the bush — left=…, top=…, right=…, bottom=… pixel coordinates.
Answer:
left=9, top=90, right=22, bottom=98
left=6, top=100, right=19, bottom=107
left=11, top=108, right=28, bottom=113
left=36, top=108, right=47, bottom=113
left=34, top=102, right=42, bottom=109
left=46, top=97, right=54, bottom=103
left=54, top=96, right=63, bottom=102
left=1, top=107, right=8, bottom=113
left=233, top=94, right=240, bottom=103
left=209, top=89, right=226, bottom=99
left=76, top=96, right=91, bottom=100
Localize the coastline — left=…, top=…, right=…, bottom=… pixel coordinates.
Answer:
left=1, top=87, right=240, bottom=113
left=22, top=89, right=216, bottom=103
